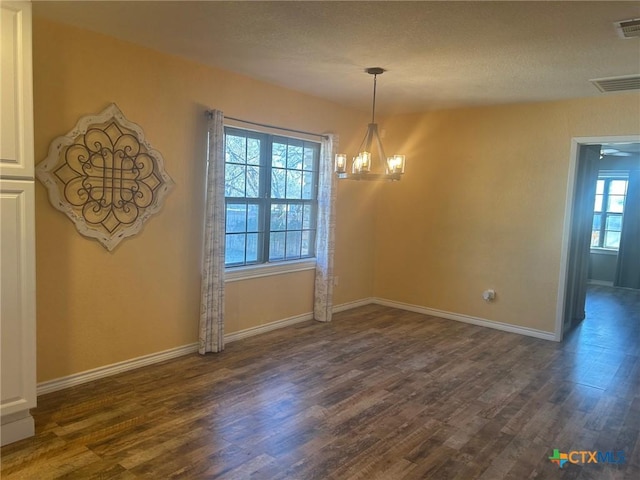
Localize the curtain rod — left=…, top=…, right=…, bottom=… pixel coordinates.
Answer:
left=206, top=111, right=329, bottom=140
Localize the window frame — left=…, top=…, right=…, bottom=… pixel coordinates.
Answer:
left=591, top=173, right=628, bottom=252
left=223, top=126, right=320, bottom=275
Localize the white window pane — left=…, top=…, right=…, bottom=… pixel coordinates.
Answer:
left=302, top=204, right=312, bottom=229
left=246, top=233, right=259, bottom=262
left=302, top=172, right=314, bottom=199
left=604, top=231, right=621, bottom=249
left=595, top=179, right=605, bottom=194
left=303, top=146, right=316, bottom=171
left=271, top=168, right=286, bottom=198
left=270, top=203, right=286, bottom=231
left=226, top=135, right=247, bottom=164
left=286, top=231, right=302, bottom=258
left=246, top=166, right=260, bottom=198
left=609, top=180, right=627, bottom=195
left=287, top=204, right=303, bottom=230
left=269, top=232, right=285, bottom=261
left=247, top=204, right=259, bottom=232
left=287, top=144, right=304, bottom=170
left=591, top=230, right=600, bottom=248
left=301, top=230, right=313, bottom=256
left=225, top=234, right=246, bottom=264
left=594, top=194, right=603, bottom=212
left=592, top=213, right=601, bottom=231
left=605, top=215, right=622, bottom=231
left=247, top=138, right=261, bottom=165
left=226, top=204, right=246, bottom=233
left=286, top=170, right=302, bottom=199
left=607, top=195, right=625, bottom=213
left=272, top=143, right=287, bottom=168
left=225, top=164, right=246, bottom=197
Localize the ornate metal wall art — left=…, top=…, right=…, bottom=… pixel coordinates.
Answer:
left=36, top=104, right=174, bottom=251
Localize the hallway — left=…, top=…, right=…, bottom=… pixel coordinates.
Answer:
left=566, top=285, right=640, bottom=357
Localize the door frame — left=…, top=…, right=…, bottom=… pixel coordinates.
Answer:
left=555, top=135, right=640, bottom=341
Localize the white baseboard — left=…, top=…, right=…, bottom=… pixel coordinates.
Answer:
left=37, top=296, right=555, bottom=396
left=223, top=299, right=378, bottom=343
left=587, top=280, right=614, bottom=287
left=225, top=299, right=380, bottom=343
left=37, top=343, right=199, bottom=396
left=225, top=312, right=314, bottom=343
left=332, top=297, right=375, bottom=313
left=372, top=297, right=556, bottom=341
left=38, top=313, right=316, bottom=396
left=1, top=412, right=34, bottom=446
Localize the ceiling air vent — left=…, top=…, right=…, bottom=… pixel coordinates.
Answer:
left=590, top=75, right=640, bottom=93
left=615, top=18, right=640, bottom=38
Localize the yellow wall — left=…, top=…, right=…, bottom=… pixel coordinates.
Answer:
left=374, top=96, right=640, bottom=333
left=33, top=17, right=640, bottom=384
left=32, top=18, right=371, bottom=382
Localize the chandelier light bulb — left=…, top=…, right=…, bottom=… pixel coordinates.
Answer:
left=387, top=155, right=405, bottom=174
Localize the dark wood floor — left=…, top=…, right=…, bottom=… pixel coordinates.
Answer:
left=2, top=286, right=639, bottom=479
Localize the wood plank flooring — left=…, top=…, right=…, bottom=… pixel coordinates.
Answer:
left=2, top=285, right=639, bottom=479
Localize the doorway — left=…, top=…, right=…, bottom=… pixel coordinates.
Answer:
left=556, top=136, right=640, bottom=341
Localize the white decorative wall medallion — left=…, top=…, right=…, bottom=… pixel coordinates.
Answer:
left=36, top=104, right=174, bottom=251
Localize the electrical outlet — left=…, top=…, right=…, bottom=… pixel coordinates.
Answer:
left=482, top=289, right=496, bottom=301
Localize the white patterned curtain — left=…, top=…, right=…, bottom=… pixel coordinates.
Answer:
left=199, top=110, right=225, bottom=353
left=314, top=134, right=338, bottom=322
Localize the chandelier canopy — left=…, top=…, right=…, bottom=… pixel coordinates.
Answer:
left=335, top=67, right=405, bottom=181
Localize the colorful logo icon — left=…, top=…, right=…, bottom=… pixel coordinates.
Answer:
left=549, top=449, right=569, bottom=468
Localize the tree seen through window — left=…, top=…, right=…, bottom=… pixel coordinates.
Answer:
left=224, top=128, right=319, bottom=266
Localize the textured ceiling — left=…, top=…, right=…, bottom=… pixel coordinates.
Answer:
left=34, top=1, right=640, bottom=115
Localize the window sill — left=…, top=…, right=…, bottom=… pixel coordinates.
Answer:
left=225, top=259, right=316, bottom=283
left=590, top=247, right=618, bottom=256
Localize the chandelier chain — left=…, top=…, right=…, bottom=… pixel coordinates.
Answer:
left=371, top=74, right=378, bottom=124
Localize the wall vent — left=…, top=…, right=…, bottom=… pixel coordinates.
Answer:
left=615, top=18, right=640, bottom=38
left=590, top=75, right=640, bottom=93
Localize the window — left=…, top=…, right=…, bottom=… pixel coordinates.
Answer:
left=224, top=127, right=319, bottom=267
left=591, top=175, right=628, bottom=250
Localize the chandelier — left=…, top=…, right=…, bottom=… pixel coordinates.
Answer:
left=335, top=67, right=405, bottom=181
